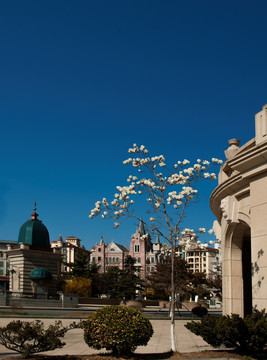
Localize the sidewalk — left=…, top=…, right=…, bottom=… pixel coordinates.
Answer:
left=0, top=318, right=233, bottom=359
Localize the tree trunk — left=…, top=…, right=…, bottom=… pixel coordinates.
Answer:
left=170, top=242, right=176, bottom=352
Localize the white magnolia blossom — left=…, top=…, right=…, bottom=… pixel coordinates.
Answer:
left=114, top=222, right=120, bottom=228
left=208, top=229, right=214, bottom=234
left=194, top=163, right=202, bottom=171
left=150, top=217, right=155, bottom=222
left=199, top=228, right=206, bottom=233
left=212, top=158, right=223, bottom=164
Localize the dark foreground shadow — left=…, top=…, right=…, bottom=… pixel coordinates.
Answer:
left=2, top=349, right=261, bottom=360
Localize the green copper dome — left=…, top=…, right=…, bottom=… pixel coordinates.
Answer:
left=18, top=205, right=50, bottom=249
left=30, top=267, right=52, bottom=280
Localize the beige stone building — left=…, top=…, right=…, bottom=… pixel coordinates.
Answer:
left=51, top=235, right=90, bottom=273
left=185, top=247, right=219, bottom=277
left=6, top=207, right=61, bottom=299
left=210, top=104, right=267, bottom=316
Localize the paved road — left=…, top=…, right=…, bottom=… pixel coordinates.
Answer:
left=0, top=305, right=222, bottom=318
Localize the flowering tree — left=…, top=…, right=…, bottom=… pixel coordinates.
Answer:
left=89, top=144, right=222, bottom=351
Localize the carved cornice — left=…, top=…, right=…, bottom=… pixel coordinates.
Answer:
left=210, top=139, right=267, bottom=219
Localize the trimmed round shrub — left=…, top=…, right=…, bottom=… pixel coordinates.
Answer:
left=192, top=306, right=208, bottom=317
left=84, top=305, right=153, bottom=355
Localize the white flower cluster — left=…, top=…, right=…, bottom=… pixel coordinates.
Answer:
left=89, top=201, right=102, bottom=218
left=123, top=157, right=150, bottom=167
left=212, top=158, right=223, bottom=164
left=128, top=143, right=148, bottom=154
left=203, top=172, right=217, bottom=180
left=127, top=175, right=138, bottom=182
left=116, top=185, right=136, bottom=201
left=199, top=228, right=206, bottom=233
left=140, top=178, right=156, bottom=188
left=151, top=155, right=166, bottom=167
left=167, top=173, right=188, bottom=185
left=102, top=198, right=109, bottom=207
left=181, top=228, right=196, bottom=237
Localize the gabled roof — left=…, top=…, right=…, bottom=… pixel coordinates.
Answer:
left=114, top=243, right=129, bottom=252
left=107, top=241, right=129, bottom=253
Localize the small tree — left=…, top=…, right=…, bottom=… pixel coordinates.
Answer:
left=95, top=256, right=143, bottom=300
left=94, top=266, right=121, bottom=296
left=63, top=277, right=92, bottom=297
left=148, top=256, right=190, bottom=298
left=148, top=256, right=207, bottom=301
left=115, top=255, right=143, bottom=300
left=63, top=248, right=98, bottom=278
left=89, top=143, right=221, bottom=350
left=0, top=320, right=70, bottom=358
left=84, top=305, right=153, bottom=355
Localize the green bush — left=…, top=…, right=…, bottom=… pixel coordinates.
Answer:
left=185, top=310, right=267, bottom=359
left=84, top=305, right=154, bottom=355
left=191, top=306, right=208, bottom=317
left=185, top=314, right=222, bottom=347
left=0, top=320, right=70, bottom=358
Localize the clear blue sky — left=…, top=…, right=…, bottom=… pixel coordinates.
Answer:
left=1, top=0, right=267, bottom=249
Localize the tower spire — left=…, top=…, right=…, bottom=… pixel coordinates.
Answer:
left=138, top=218, right=146, bottom=237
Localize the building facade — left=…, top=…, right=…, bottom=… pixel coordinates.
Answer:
left=0, top=240, right=17, bottom=291
left=210, top=104, right=267, bottom=316
left=51, top=235, right=90, bottom=273
left=90, top=219, right=219, bottom=282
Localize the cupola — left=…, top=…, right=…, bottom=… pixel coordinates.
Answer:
left=18, top=202, right=50, bottom=249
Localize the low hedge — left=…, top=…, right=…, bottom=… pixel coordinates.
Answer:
left=185, top=309, right=267, bottom=359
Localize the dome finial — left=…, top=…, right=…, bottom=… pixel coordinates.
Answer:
left=31, top=201, right=39, bottom=220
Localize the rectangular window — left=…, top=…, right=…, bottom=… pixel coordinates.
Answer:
left=134, top=245, right=140, bottom=252
left=6, top=262, right=10, bottom=275
left=0, top=262, right=3, bottom=275
left=151, top=257, right=155, bottom=263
